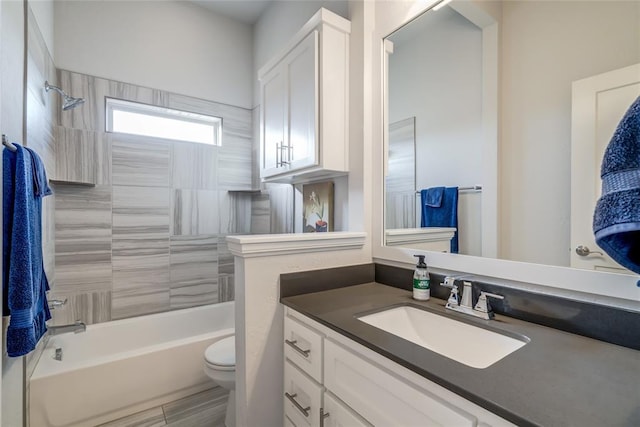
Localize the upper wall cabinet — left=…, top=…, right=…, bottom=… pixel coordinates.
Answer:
left=259, top=8, right=350, bottom=184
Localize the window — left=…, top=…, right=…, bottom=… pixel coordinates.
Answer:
left=106, top=98, right=222, bottom=146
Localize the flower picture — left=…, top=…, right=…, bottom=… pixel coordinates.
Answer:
left=303, top=181, right=334, bottom=232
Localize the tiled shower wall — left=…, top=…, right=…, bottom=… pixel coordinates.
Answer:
left=49, top=69, right=255, bottom=324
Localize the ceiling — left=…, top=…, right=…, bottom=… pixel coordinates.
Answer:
left=191, top=0, right=273, bottom=24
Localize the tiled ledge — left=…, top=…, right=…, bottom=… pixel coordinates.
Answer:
left=226, top=232, right=367, bottom=258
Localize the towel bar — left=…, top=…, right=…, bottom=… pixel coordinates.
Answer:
left=2, top=134, right=17, bottom=152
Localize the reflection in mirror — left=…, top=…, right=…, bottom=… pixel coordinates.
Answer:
left=384, top=0, right=640, bottom=274
left=386, top=117, right=416, bottom=229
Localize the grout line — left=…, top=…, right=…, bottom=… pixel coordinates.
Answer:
left=161, top=404, right=169, bottom=424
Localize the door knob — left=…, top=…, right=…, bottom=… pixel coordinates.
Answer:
left=575, top=245, right=603, bottom=257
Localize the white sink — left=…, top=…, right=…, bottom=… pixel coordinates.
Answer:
left=357, top=305, right=528, bottom=369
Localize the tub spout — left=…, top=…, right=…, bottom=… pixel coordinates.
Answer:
left=48, top=320, right=86, bottom=335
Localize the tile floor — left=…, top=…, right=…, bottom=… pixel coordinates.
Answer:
left=97, top=387, right=228, bottom=427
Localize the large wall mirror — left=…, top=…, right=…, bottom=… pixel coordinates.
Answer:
left=374, top=0, right=640, bottom=303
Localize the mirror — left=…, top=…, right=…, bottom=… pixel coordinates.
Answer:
left=383, top=0, right=640, bottom=275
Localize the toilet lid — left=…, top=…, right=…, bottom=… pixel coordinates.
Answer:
left=205, top=336, right=235, bottom=367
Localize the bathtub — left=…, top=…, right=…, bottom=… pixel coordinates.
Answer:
left=30, top=302, right=234, bottom=427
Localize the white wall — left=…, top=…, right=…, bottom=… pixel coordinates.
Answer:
left=30, top=0, right=55, bottom=57
left=252, top=0, right=349, bottom=108
left=54, top=0, right=254, bottom=109
left=234, top=243, right=369, bottom=427
left=389, top=7, right=483, bottom=187
left=388, top=6, right=483, bottom=256
left=500, top=0, right=640, bottom=265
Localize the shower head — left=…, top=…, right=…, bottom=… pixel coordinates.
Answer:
left=44, top=81, right=85, bottom=111
left=62, top=95, right=85, bottom=111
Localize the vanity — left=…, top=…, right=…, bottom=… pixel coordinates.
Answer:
left=279, top=264, right=640, bottom=427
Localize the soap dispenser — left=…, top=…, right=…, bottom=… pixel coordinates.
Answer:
left=412, top=255, right=430, bottom=301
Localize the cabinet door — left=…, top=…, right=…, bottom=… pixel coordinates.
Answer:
left=323, top=392, right=371, bottom=427
left=324, top=340, right=476, bottom=427
left=261, top=64, right=286, bottom=176
left=285, top=415, right=297, bottom=427
left=285, top=30, right=319, bottom=172
left=284, top=361, right=323, bottom=427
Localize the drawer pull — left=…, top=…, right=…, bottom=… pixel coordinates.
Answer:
left=285, top=339, right=311, bottom=358
left=285, top=392, right=310, bottom=417
left=320, top=408, right=330, bottom=427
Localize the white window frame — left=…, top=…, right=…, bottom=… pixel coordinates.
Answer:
left=105, top=97, right=222, bottom=146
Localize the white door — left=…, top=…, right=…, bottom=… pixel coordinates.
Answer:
left=261, top=65, right=286, bottom=177
left=570, top=63, right=640, bottom=272
left=285, top=30, right=318, bottom=172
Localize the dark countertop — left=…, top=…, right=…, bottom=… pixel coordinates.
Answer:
left=282, top=282, right=640, bottom=427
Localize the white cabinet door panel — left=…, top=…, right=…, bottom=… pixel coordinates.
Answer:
left=286, top=31, right=319, bottom=172
left=262, top=65, right=286, bottom=175
left=323, top=392, right=371, bottom=427
left=324, top=340, right=476, bottom=427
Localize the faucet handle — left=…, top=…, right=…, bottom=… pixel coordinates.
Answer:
left=440, top=276, right=457, bottom=288
left=445, top=284, right=459, bottom=308
left=48, top=298, right=67, bottom=310
left=474, top=291, right=504, bottom=315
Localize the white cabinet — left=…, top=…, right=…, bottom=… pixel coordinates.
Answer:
left=259, top=8, right=350, bottom=183
left=324, top=340, right=476, bottom=426
left=283, top=307, right=516, bottom=427
left=323, top=392, right=370, bottom=427
left=284, top=313, right=371, bottom=427
left=261, top=65, right=286, bottom=175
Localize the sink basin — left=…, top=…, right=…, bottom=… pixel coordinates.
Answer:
left=357, top=305, right=528, bottom=368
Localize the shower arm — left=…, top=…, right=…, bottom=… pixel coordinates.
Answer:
left=44, top=80, right=85, bottom=110
left=45, top=81, right=66, bottom=97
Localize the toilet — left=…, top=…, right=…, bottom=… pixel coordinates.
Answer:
left=204, top=335, right=236, bottom=427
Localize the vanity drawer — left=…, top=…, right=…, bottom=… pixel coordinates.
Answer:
left=324, top=339, right=477, bottom=427
left=284, top=315, right=323, bottom=382
left=284, top=360, right=323, bottom=427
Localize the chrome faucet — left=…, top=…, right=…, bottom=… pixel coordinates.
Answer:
left=441, top=277, right=503, bottom=320
left=47, top=320, right=86, bottom=335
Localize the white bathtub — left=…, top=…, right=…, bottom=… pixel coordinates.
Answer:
left=30, top=302, right=234, bottom=427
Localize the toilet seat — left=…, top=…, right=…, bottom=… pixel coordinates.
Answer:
left=205, top=336, right=235, bottom=371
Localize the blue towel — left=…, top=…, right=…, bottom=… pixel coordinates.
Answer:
left=421, top=186, right=459, bottom=253
left=593, top=96, right=640, bottom=274
left=3, top=144, right=52, bottom=357
left=424, top=187, right=444, bottom=207
left=24, top=147, right=52, bottom=197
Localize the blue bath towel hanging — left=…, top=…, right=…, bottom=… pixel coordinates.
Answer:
left=3, top=144, right=52, bottom=357
left=593, top=96, right=640, bottom=274
left=421, top=186, right=459, bottom=253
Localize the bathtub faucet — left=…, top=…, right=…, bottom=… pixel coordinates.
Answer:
left=48, top=320, right=86, bottom=335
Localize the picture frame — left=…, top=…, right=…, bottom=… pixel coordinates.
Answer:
left=302, top=181, right=334, bottom=232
